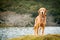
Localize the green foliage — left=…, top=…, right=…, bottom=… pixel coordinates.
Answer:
left=31, top=12, right=38, bottom=17
left=0, top=0, right=53, bottom=13
left=49, top=9, right=60, bottom=24
left=0, top=0, right=60, bottom=26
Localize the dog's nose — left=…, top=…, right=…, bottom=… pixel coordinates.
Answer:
left=42, top=12, right=43, bottom=15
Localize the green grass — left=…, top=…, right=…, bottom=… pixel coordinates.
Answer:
left=8, top=34, right=60, bottom=40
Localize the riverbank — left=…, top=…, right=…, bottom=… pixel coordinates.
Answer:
left=8, top=34, right=60, bottom=40
left=0, top=27, right=60, bottom=40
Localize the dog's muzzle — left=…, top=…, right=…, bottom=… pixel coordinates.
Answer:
left=42, top=12, right=45, bottom=18
left=42, top=12, right=44, bottom=15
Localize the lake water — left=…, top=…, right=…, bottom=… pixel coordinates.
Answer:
left=0, top=26, right=60, bottom=40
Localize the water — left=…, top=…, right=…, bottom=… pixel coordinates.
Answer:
left=0, top=26, right=60, bottom=40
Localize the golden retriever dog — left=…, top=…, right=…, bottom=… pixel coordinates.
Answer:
left=34, top=7, right=47, bottom=36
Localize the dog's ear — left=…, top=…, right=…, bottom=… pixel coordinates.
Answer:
left=45, top=9, right=47, bottom=16
left=45, top=8, right=47, bottom=13
left=38, top=9, right=40, bottom=13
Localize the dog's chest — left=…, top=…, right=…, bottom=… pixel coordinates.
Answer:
left=40, top=15, right=45, bottom=20
left=38, top=16, right=45, bottom=23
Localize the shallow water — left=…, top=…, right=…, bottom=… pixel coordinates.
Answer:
left=0, top=26, right=60, bottom=40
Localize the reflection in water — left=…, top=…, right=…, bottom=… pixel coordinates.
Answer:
left=0, top=26, right=60, bottom=40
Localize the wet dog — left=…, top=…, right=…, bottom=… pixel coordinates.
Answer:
left=34, top=7, right=47, bottom=36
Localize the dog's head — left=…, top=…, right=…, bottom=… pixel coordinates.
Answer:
left=38, top=7, right=47, bottom=15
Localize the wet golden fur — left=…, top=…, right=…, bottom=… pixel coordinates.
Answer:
left=34, top=7, right=47, bottom=36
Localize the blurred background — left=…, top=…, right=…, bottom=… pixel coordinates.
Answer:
left=0, top=0, right=60, bottom=40
left=0, top=0, right=60, bottom=27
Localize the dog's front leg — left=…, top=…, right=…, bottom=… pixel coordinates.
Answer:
left=42, top=27, right=44, bottom=35
left=34, top=24, right=39, bottom=36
